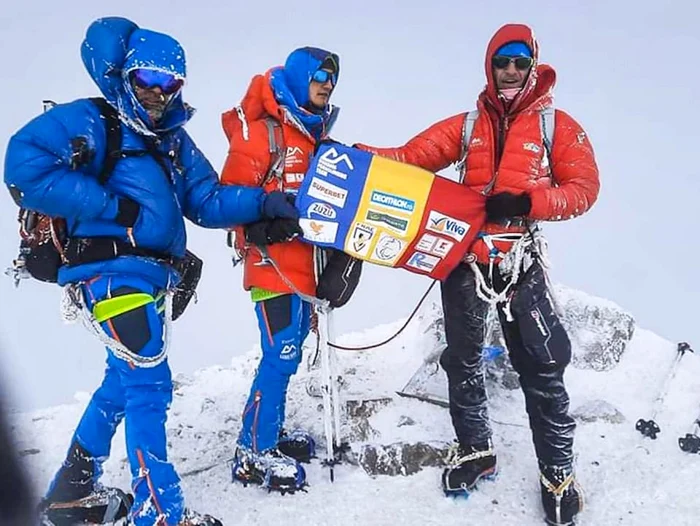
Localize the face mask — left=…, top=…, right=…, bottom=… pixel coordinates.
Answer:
left=499, top=87, right=521, bottom=101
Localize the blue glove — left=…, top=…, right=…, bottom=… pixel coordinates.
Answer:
left=262, top=191, right=299, bottom=220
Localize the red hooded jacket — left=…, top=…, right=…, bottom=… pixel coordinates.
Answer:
left=220, top=70, right=318, bottom=296
left=356, top=24, right=600, bottom=264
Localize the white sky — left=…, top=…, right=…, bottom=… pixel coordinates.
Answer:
left=1, top=0, right=698, bottom=410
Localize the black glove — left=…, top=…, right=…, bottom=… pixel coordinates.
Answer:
left=115, top=197, right=140, bottom=227
left=262, top=191, right=298, bottom=220
left=245, top=218, right=303, bottom=246
left=485, top=192, right=532, bottom=221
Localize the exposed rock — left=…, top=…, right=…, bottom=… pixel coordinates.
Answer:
left=572, top=400, right=626, bottom=424
left=397, top=415, right=416, bottom=427
left=358, top=441, right=450, bottom=476
left=345, top=398, right=393, bottom=441
left=399, top=285, right=636, bottom=404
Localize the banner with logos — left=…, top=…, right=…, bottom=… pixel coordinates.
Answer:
left=295, top=143, right=486, bottom=281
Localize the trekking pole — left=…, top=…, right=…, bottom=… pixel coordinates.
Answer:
left=318, top=304, right=340, bottom=481
left=678, top=416, right=700, bottom=454
left=636, top=342, right=693, bottom=439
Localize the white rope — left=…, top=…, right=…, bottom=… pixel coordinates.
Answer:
left=468, top=226, right=552, bottom=321
left=253, top=246, right=330, bottom=309
left=61, top=284, right=172, bottom=368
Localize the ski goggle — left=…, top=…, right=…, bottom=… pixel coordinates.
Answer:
left=130, top=69, right=184, bottom=95
left=311, top=69, right=337, bottom=86
left=491, top=55, right=534, bottom=71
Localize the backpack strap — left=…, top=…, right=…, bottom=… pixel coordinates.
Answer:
left=261, top=116, right=285, bottom=188
left=539, top=106, right=555, bottom=175
left=89, top=97, right=123, bottom=186
left=456, top=110, right=479, bottom=183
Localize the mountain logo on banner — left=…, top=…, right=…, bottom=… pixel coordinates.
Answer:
left=316, top=147, right=354, bottom=180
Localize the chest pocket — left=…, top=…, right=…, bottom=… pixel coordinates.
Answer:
left=457, top=106, right=556, bottom=184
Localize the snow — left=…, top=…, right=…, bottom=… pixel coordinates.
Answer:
left=9, top=290, right=700, bottom=525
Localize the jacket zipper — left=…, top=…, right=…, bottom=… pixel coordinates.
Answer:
left=483, top=114, right=509, bottom=195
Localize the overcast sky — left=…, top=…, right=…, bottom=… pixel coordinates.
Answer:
left=1, top=0, right=698, bottom=411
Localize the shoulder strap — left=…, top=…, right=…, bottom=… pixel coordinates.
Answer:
left=456, top=110, right=479, bottom=183
left=89, top=97, right=122, bottom=186
left=539, top=106, right=555, bottom=175
left=261, top=116, right=285, bottom=187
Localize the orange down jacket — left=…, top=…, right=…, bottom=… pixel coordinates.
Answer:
left=356, top=24, right=600, bottom=264
left=220, top=70, right=319, bottom=296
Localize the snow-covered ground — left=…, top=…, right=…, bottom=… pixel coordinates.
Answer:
left=10, top=291, right=700, bottom=526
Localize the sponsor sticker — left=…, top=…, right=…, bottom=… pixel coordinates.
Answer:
left=415, top=233, right=454, bottom=257
left=365, top=209, right=409, bottom=234
left=369, top=190, right=415, bottom=213
left=299, top=218, right=338, bottom=243
left=348, top=222, right=375, bottom=256
left=405, top=251, right=441, bottom=272
left=284, top=172, right=304, bottom=184
left=371, top=232, right=404, bottom=264
left=307, top=201, right=337, bottom=219
left=426, top=211, right=470, bottom=241
left=307, top=177, right=348, bottom=208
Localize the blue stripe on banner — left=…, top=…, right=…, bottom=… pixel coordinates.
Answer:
left=297, top=143, right=373, bottom=250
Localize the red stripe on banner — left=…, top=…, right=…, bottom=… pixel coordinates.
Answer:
left=397, top=178, right=486, bottom=280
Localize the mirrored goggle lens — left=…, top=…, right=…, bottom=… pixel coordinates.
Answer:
left=312, top=69, right=337, bottom=85
left=491, top=55, right=533, bottom=71
left=131, top=69, right=184, bottom=95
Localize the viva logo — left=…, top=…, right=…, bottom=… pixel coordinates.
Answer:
left=427, top=212, right=469, bottom=241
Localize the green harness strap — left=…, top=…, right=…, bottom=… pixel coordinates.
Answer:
left=92, top=292, right=156, bottom=323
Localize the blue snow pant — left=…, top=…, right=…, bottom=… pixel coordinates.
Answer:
left=47, top=275, right=185, bottom=526
left=238, top=294, right=312, bottom=452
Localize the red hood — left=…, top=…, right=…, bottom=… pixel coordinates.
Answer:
left=239, top=68, right=282, bottom=120
left=481, top=23, right=556, bottom=115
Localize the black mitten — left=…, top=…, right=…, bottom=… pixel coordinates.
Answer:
left=485, top=192, right=532, bottom=221
left=245, top=218, right=302, bottom=246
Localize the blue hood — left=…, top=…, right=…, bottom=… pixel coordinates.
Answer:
left=269, top=46, right=340, bottom=140
left=81, top=17, right=193, bottom=136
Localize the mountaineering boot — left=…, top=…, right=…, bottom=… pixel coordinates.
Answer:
left=232, top=445, right=306, bottom=493
left=441, top=440, right=497, bottom=497
left=39, top=441, right=132, bottom=525
left=39, top=487, right=132, bottom=525
left=277, top=428, right=316, bottom=463
left=539, top=462, right=584, bottom=525
left=177, top=508, right=224, bottom=525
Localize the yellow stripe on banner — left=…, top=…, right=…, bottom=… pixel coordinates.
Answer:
left=345, top=155, right=433, bottom=267
left=93, top=293, right=155, bottom=323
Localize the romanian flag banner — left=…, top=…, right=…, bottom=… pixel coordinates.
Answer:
left=296, top=143, right=486, bottom=281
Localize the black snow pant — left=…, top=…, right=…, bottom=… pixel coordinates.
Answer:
left=439, top=261, right=576, bottom=468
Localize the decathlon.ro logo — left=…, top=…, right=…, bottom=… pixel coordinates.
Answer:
left=370, top=190, right=415, bottom=213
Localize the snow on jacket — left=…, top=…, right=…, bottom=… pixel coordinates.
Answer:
left=356, top=24, right=600, bottom=264
left=220, top=47, right=340, bottom=297
left=4, top=17, right=265, bottom=288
